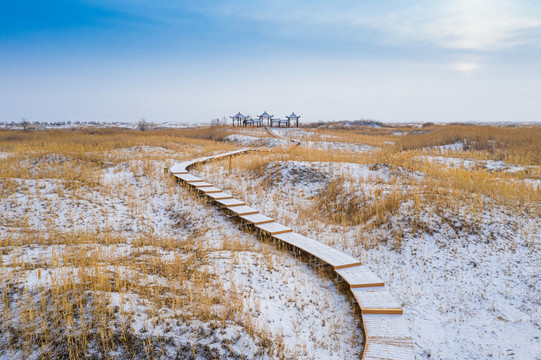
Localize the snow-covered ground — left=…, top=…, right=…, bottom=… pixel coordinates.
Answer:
left=196, top=153, right=541, bottom=359
left=3, top=129, right=540, bottom=359
left=224, top=134, right=290, bottom=148
left=302, top=141, right=376, bottom=153
left=0, top=145, right=362, bottom=359
left=431, top=141, right=465, bottom=152
left=225, top=127, right=318, bottom=141
left=225, top=132, right=376, bottom=153
left=421, top=155, right=533, bottom=173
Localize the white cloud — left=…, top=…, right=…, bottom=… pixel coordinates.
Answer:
left=421, top=0, right=541, bottom=50
left=86, top=0, right=541, bottom=51
left=191, top=0, right=541, bottom=51
left=454, top=62, right=480, bottom=72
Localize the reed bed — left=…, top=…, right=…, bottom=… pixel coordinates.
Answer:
left=198, top=124, right=540, bottom=252
left=0, top=127, right=363, bottom=359
left=194, top=123, right=540, bottom=359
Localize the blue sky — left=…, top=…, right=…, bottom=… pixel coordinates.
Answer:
left=1, top=0, right=540, bottom=123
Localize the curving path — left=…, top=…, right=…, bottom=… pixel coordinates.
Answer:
left=168, top=149, right=414, bottom=359
left=264, top=126, right=301, bottom=146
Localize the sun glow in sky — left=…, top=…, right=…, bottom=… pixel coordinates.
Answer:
left=1, top=0, right=540, bottom=123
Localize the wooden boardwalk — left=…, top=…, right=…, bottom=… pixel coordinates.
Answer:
left=263, top=127, right=302, bottom=149
left=168, top=149, right=414, bottom=359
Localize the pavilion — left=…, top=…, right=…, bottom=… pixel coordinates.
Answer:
left=245, top=116, right=263, bottom=127
left=231, top=111, right=300, bottom=127
left=286, top=112, right=300, bottom=127
left=258, top=111, right=273, bottom=126
left=230, top=112, right=264, bottom=127
left=229, top=112, right=246, bottom=127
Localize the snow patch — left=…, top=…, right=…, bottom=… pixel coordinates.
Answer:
left=422, top=155, right=533, bottom=173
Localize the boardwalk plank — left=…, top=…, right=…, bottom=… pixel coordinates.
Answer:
left=352, top=287, right=403, bottom=314
left=363, top=341, right=415, bottom=360
left=362, top=314, right=413, bottom=359
left=273, top=232, right=361, bottom=269
left=169, top=162, right=190, bottom=173
left=240, top=214, right=274, bottom=225
left=200, top=187, right=222, bottom=194
left=228, top=205, right=259, bottom=216
left=336, top=265, right=385, bottom=288
left=362, top=314, right=411, bottom=339
left=216, top=198, right=245, bottom=207
left=193, top=182, right=214, bottom=188
left=176, top=174, right=204, bottom=183
left=255, top=222, right=292, bottom=235
left=207, top=192, right=234, bottom=200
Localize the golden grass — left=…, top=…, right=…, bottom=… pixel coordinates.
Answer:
left=0, top=128, right=238, bottom=194
left=0, top=228, right=259, bottom=358
left=0, top=127, right=287, bottom=359
left=315, top=176, right=407, bottom=227
left=394, top=124, right=541, bottom=166
left=1, top=124, right=539, bottom=357
left=229, top=144, right=539, bottom=209
left=201, top=124, right=540, bottom=251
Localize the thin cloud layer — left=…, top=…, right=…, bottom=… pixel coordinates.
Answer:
left=0, top=0, right=540, bottom=123
left=73, top=0, right=541, bottom=53
left=423, top=0, right=541, bottom=50
left=190, top=0, right=541, bottom=51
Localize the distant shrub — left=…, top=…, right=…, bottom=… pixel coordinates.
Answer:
left=137, top=118, right=152, bottom=131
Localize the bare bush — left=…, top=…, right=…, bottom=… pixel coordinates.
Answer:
left=20, top=118, right=30, bottom=131
left=137, top=118, right=150, bottom=131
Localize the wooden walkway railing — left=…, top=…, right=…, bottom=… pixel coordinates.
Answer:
left=168, top=149, right=414, bottom=359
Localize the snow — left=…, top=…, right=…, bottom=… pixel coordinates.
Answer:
left=24, top=267, right=80, bottom=289
left=3, top=130, right=540, bottom=359
left=224, top=134, right=289, bottom=148
left=104, top=290, right=274, bottom=359
left=422, top=155, right=532, bottom=173
left=196, top=153, right=541, bottom=360
left=207, top=250, right=362, bottom=359
left=0, top=144, right=363, bottom=359
left=432, top=141, right=464, bottom=151
left=267, top=127, right=317, bottom=139
left=525, top=179, right=541, bottom=189
left=374, top=222, right=541, bottom=358
left=225, top=133, right=376, bottom=153
left=303, top=141, right=376, bottom=153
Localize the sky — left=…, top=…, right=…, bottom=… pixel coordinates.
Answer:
left=1, top=0, right=540, bottom=124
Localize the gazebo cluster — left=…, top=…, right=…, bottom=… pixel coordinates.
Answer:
left=230, top=111, right=300, bottom=127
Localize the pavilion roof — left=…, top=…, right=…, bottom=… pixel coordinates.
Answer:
left=230, top=112, right=246, bottom=119
left=286, top=112, right=299, bottom=119
left=259, top=111, right=273, bottom=117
